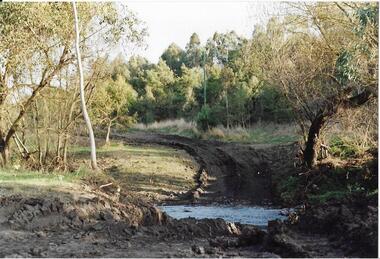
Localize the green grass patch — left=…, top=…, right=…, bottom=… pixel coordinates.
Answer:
left=0, top=168, right=85, bottom=196
left=308, top=190, right=348, bottom=204
left=329, top=136, right=362, bottom=159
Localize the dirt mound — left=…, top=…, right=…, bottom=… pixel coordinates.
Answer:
left=262, top=195, right=378, bottom=258
left=0, top=191, right=167, bottom=232
left=0, top=186, right=275, bottom=257
left=296, top=195, right=378, bottom=257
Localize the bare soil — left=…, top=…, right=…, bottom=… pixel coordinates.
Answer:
left=0, top=132, right=377, bottom=257
left=113, top=131, right=298, bottom=205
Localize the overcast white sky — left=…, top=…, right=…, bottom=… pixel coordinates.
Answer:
left=119, top=1, right=283, bottom=63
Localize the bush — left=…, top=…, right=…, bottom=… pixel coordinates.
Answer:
left=329, top=136, right=361, bottom=158
left=196, top=105, right=218, bottom=131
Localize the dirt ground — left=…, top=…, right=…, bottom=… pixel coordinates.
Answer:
left=0, top=131, right=377, bottom=257
left=113, top=131, right=298, bottom=205
left=0, top=185, right=277, bottom=258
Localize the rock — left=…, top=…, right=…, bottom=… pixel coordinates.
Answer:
left=191, top=245, right=205, bottom=254
left=30, top=248, right=44, bottom=256
left=205, top=246, right=218, bottom=255
left=192, top=191, right=200, bottom=200
left=99, top=210, right=114, bottom=222
left=92, top=223, right=104, bottom=231
left=35, top=231, right=47, bottom=238
left=227, top=222, right=241, bottom=235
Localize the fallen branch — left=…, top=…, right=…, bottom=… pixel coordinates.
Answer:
left=99, top=182, right=113, bottom=189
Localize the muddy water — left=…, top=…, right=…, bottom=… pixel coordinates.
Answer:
left=160, top=205, right=289, bottom=227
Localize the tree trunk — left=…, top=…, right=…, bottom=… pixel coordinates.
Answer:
left=0, top=137, right=9, bottom=166
left=303, top=113, right=326, bottom=168
left=225, top=92, right=230, bottom=129
left=105, top=121, right=112, bottom=145
left=73, top=1, right=97, bottom=170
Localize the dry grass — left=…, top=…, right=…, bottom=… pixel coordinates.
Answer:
left=203, top=123, right=299, bottom=144
left=70, top=142, right=199, bottom=202
left=132, top=119, right=300, bottom=144
left=133, top=118, right=196, bottom=131
left=132, top=118, right=200, bottom=138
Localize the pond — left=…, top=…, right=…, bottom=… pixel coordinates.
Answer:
left=159, top=205, right=289, bottom=227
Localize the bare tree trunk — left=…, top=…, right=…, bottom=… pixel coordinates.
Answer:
left=303, top=113, right=326, bottom=168
left=0, top=131, right=8, bottom=166
left=105, top=121, right=112, bottom=145
left=72, top=1, right=97, bottom=170
left=63, top=133, right=70, bottom=170
left=225, top=92, right=230, bottom=129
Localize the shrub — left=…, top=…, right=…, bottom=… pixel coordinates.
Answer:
left=196, top=105, right=218, bottom=131
left=329, top=136, right=361, bottom=158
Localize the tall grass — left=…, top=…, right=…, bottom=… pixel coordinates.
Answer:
left=203, top=123, right=299, bottom=144
left=132, top=119, right=299, bottom=144
left=132, top=118, right=200, bottom=138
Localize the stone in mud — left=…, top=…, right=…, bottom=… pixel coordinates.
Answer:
left=191, top=245, right=205, bottom=254
left=192, top=190, right=200, bottom=200
left=92, top=223, right=104, bottom=231
left=99, top=210, right=114, bottom=222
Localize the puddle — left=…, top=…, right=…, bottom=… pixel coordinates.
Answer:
left=160, top=205, right=289, bottom=227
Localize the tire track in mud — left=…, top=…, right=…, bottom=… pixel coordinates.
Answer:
left=113, top=132, right=297, bottom=205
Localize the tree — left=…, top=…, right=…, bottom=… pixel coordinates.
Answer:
left=254, top=3, right=377, bottom=167
left=91, top=75, right=137, bottom=144
left=73, top=1, right=97, bottom=169
left=161, top=43, right=186, bottom=76
left=185, top=33, right=203, bottom=68
left=0, top=2, right=146, bottom=167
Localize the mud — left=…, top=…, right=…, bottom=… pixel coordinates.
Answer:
left=0, top=132, right=377, bottom=257
left=0, top=190, right=276, bottom=258
left=113, top=132, right=298, bottom=205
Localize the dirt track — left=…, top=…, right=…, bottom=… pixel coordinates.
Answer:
left=0, top=132, right=376, bottom=257
left=114, top=131, right=298, bottom=205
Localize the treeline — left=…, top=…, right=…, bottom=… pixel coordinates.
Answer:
left=95, top=2, right=378, bottom=168
left=0, top=2, right=377, bottom=170
left=100, top=31, right=293, bottom=131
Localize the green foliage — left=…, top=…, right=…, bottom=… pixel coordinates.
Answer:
left=277, top=176, right=301, bottom=204
left=308, top=190, right=348, bottom=204
left=329, top=136, right=361, bottom=158
left=253, top=85, right=293, bottom=123
left=196, top=105, right=218, bottom=131
left=161, top=43, right=186, bottom=76
left=196, top=105, right=211, bottom=131
left=355, top=4, right=379, bottom=36
left=335, top=50, right=357, bottom=85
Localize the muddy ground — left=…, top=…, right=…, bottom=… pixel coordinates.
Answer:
left=113, top=131, right=298, bottom=205
left=0, top=131, right=377, bottom=257
left=0, top=186, right=277, bottom=258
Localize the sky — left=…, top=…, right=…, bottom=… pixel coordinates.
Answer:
left=118, top=1, right=282, bottom=63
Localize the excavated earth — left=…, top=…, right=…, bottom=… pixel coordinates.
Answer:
left=0, top=131, right=377, bottom=257
left=113, top=131, right=298, bottom=205
left=0, top=187, right=277, bottom=258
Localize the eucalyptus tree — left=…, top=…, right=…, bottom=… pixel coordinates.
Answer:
left=185, top=33, right=203, bottom=68
left=0, top=2, right=146, bottom=167
left=161, top=43, right=186, bottom=76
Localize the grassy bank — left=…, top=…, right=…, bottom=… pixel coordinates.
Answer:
left=70, top=142, right=198, bottom=201
left=1, top=142, right=198, bottom=202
